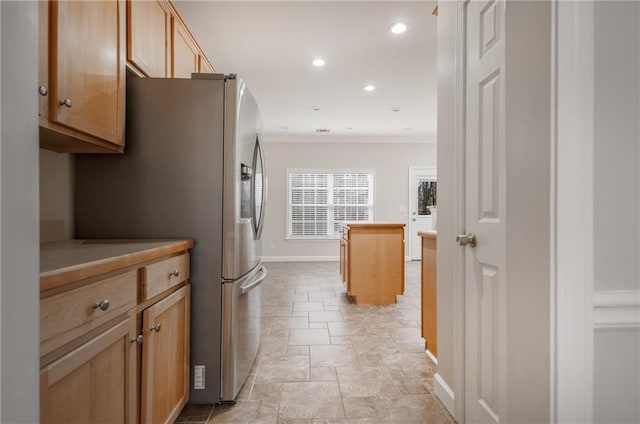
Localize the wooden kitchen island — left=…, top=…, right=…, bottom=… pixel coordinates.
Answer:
left=40, top=239, right=193, bottom=424
left=339, top=222, right=405, bottom=304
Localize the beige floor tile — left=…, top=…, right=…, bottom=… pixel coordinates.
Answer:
left=207, top=401, right=278, bottom=424
left=288, top=329, right=331, bottom=345
left=309, top=311, right=344, bottom=322
left=271, top=316, right=310, bottom=330
left=310, top=345, right=359, bottom=367
left=279, top=382, right=345, bottom=419
left=335, top=367, right=400, bottom=398
left=310, top=366, right=338, bottom=382
left=256, top=356, right=310, bottom=383
left=293, top=302, right=325, bottom=312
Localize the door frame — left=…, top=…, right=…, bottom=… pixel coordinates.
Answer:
left=407, top=166, right=437, bottom=261
left=449, top=2, right=596, bottom=423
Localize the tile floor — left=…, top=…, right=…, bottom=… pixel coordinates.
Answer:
left=176, top=261, right=454, bottom=424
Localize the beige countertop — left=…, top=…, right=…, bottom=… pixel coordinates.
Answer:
left=418, top=230, right=437, bottom=239
left=340, top=222, right=406, bottom=228
left=40, top=239, right=194, bottom=292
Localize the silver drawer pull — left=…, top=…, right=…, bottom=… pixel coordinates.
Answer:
left=130, top=335, right=143, bottom=344
left=39, top=86, right=48, bottom=96
left=150, top=323, right=161, bottom=332
left=59, top=98, right=72, bottom=108
left=169, top=269, right=180, bottom=278
left=92, top=299, right=110, bottom=311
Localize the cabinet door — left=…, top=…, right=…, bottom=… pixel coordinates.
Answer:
left=49, top=0, right=126, bottom=145
left=40, top=316, right=137, bottom=424
left=141, top=285, right=190, bottom=424
left=199, top=55, right=215, bottom=73
left=127, top=0, right=170, bottom=77
left=172, top=19, right=199, bottom=78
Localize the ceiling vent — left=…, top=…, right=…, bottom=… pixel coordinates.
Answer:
left=316, top=129, right=331, bottom=133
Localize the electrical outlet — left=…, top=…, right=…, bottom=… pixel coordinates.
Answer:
left=270, top=242, right=276, bottom=249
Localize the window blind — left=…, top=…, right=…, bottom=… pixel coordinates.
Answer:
left=287, top=170, right=374, bottom=239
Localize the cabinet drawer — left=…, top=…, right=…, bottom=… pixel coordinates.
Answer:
left=142, top=253, right=190, bottom=301
left=41, top=271, right=138, bottom=357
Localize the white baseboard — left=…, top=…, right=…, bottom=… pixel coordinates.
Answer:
left=593, top=290, right=640, bottom=329
left=262, top=256, right=339, bottom=263
left=433, top=373, right=455, bottom=416
left=425, top=349, right=438, bottom=365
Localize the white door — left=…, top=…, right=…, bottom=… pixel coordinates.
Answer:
left=409, top=167, right=437, bottom=260
left=462, top=0, right=507, bottom=422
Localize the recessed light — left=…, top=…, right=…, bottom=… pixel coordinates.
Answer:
left=363, top=85, right=376, bottom=92
left=391, top=107, right=400, bottom=112
left=391, top=23, right=407, bottom=34
left=312, top=58, right=325, bottom=67
left=281, top=126, right=288, bottom=130
left=404, top=128, right=413, bottom=131
left=310, top=106, right=321, bottom=111
left=346, top=127, right=353, bottom=130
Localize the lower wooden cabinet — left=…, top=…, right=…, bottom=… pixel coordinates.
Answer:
left=40, top=316, right=138, bottom=424
left=141, top=285, right=191, bottom=424
left=419, top=231, right=437, bottom=358
left=40, top=241, right=194, bottom=424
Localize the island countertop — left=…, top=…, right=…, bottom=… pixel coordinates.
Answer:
left=339, top=222, right=406, bottom=228
left=418, top=230, right=437, bottom=239
left=40, top=239, right=195, bottom=292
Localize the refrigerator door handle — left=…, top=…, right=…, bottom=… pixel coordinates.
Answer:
left=251, top=134, right=267, bottom=240
left=240, top=266, right=267, bottom=294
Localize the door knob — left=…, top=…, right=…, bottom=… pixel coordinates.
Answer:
left=456, top=233, right=477, bottom=248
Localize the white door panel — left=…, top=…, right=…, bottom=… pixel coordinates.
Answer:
left=464, top=0, right=507, bottom=422
left=409, top=167, right=437, bottom=260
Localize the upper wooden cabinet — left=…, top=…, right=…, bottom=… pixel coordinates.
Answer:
left=172, top=18, right=199, bottom=78
left=126, top=0, right=215, bottom=79
left=40, top=0, right=126, bottom=153
left=127, top=0, right=171, bottom=77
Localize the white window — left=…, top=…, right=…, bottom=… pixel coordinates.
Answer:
left=287, top=169, right=374, bottom=239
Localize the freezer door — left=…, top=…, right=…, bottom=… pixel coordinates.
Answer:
left=223, top=77, right=264, bottom=280
left=220, top=264, right=266, bottom=401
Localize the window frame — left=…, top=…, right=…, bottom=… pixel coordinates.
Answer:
left=286, top=168, right=376, bottom=240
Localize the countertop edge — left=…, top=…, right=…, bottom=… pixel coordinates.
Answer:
left=418, top=231, right=437, bottom=239
left=40, top=239, right=195, bottom=292
left=342, top=222, right=406, bottom=228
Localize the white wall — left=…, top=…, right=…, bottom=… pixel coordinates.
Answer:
left=262, top=141, right=436, bottom=260
left=0, top=1, right=40, bottom=422
left=434, top=1, right=456, bottom=412
left=40, top=150, right=74, bottom=241
left=593, top=2, right=640, bottom=422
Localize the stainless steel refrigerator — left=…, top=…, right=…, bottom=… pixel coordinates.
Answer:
left=74, top=74, right=267, bottom=404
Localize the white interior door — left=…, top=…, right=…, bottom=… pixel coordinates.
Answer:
left=463, top=0, right=507, bottom=422
left=409, top=167, right=437, bottom=260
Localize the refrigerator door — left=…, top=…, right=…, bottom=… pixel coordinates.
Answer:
left=223, top=77, right=264, bottom=280
left=221, top=264, right=266, bottom=401
left=252, top=134, right=267, bottom=239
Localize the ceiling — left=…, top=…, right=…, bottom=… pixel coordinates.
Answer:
left=174, top=1, right=437, bottom=143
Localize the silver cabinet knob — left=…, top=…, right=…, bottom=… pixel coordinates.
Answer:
left=130, top=334, right=143, bottom=344
left=169, top=269, right=180, bottom=278
left=150, top=323, right=161, bottom=332
left=93, top=299, right=110, bottom=311
left=39, top=86, right=48, bottom=96
left=456, top=233, right=477, bottom=248
left=59, top=98, right=72, bottom=108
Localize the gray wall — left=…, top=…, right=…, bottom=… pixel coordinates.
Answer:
left=262, top=141, right=436, bottom=259
left=593, top=2, right=640, bottom=422
left=40, top=150, right=74, bottom=241
left=1, top=1, right=40, bottom=422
